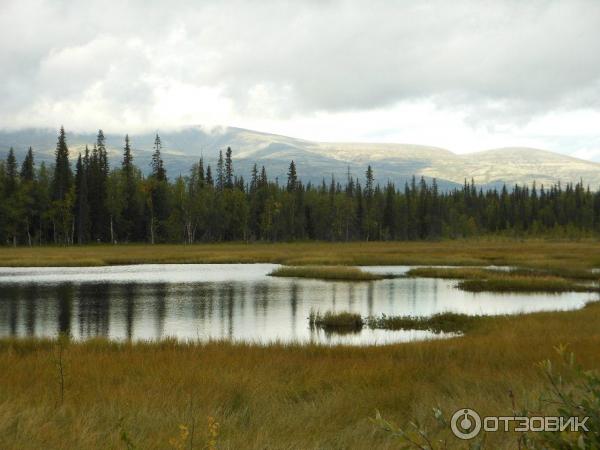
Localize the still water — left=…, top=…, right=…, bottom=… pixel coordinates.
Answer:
left=0, top=264, right=594, bottom=345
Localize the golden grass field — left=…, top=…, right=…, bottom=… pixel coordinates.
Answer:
left=1, top=239, right=600, bottom=448
left=0, top=302, right=599, bottom=449
left=1, top=239, right=600, bottom=269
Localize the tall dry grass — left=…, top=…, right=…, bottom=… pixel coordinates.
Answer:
left=0, top=302, right=599, bottom=449
left=2, top=239, right=600, bottom=269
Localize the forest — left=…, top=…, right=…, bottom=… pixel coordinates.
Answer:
left=1, top=127, right=599, bottom=246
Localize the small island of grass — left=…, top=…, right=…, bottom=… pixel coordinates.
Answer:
left=308, top=310, right=479, bottom=334
left=407, top=267, right=599, bottom=293
left=308, top=310, right=364, bottom=332
left=269, top=265, right=389, bottom=281
left=366, top=312, right=480, bottom=334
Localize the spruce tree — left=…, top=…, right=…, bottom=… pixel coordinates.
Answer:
left=151, top=134, right=166, bottom=181
left=216, top=150, right=224, bottom=190
left=74, top=153, right=90, bottom=244
left=287, top=161, right=297, bottom=192
left=52, top=126, right=72, bottom=201
left=225, top=147, right=234, bottom=189
left=197, top=158, right=205, bottom=187
left=250, top=164, right=258, bottom=193
left=206, top=165, right=214, bottom=186
left=122, top=135, right=139, bottom=241
left=5, top=148, right=18, bottom=195
left=20, top=147, right=35, bottom=182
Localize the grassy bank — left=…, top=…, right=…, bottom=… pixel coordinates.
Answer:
left=2, top=239, right=600, bottom=269
left=457, top=275, right=597, bottom=293
left=366, top=312, right=480, bottom=333
left=1, top=303, right=599, bottom=449
left=407, top=266, right=599, bottom=293
left=269, top=265, right=387, bottom=281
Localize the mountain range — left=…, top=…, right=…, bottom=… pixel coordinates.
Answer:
left=1, top=126, right=599, bottom=190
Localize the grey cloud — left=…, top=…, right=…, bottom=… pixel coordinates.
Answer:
left=1, top=0, right=600, bottom=130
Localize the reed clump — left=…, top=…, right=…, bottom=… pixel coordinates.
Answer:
left=458, top=275, right=597, bottom=293
left=406, top=267, right=491, bottom=279
left=366, top=312, right=480, bottom=333
left=308, top=310, right=364, bottom=332
left=270, top=266, right=387, bottom=281
left=407, top=267, right=598, bottom=293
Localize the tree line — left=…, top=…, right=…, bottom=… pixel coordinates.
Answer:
left=1, top=127, right=600, bottom=246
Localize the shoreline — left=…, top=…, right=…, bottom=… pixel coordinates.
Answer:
left=1, top=239, right=600, bottom=269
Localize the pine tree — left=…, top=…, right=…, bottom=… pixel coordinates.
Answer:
left=122, top=135, right=140, bottom=241
left=225, top=147, right=234, bottom=189
left=97, top=129, right=109, bottom=179
left=5, top=148, right=18, bottom=195
left=74, top=153, right=90, bottom=244
left=148, top=133, right=169, bottom=243
left=151, top=134, right=166, bottom=181
left=250, top=164, right=258, bottom=193
left=197, top=158, right=205, bottom=187
left=365, top=165, right=374, bottom=198
left=216, top=150, right=225, bottom=190
left=20, top=147, right=35, bottom=182
left=206, top=165, right=214, bottom=186
left=122, top=135, right=133, bottom=178
left=52, top=127, right=72, bottom=201
left=287, top=161, right=297, bottom=192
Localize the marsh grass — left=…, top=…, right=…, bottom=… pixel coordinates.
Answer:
left=408, top=266, right=598, bottom=293
left=458, top=275, right=597, bottom=293
left=366, top=312, right=480, bottom=333
left=406, top=267, right=491, bottom=279
left=3, top=240, right=600, bottom=269
left=270, top=265, right=387, bottom=281
left=0, top=303, right=599, bottom=449
left=308, top=310, right=364, bottom=332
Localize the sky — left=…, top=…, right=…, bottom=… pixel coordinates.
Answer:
left=2, top=0, right=600, bottom=159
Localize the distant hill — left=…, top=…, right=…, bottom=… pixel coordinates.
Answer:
left=1, top=126, right=600, bottom=190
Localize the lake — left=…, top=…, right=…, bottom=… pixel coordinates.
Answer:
left=0, top=264, right=594, bottom=345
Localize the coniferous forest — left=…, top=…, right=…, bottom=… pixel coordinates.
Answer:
left=1, top=127, right=600, bottom=246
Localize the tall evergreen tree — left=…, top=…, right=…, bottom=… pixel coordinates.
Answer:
left=122, top=135, right=140, bottom=241
left=225, top=147, right=234, bottom=189
left=151, top=134, right=166, bottom=181
left=5, top=148, right=18, bottom=195
left=206, top=165, right=214, bottom=186
left=216, top=150, right=225, bottom=190
left=20, top=147, right=35, bottom=182
left=74, top=154, right=90, bottom=244
left=52, top=127, right=72, bottom=201
left=287, top=161, right=297, bottom=192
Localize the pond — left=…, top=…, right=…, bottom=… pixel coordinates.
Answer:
left=0, top=264, right=594, bottom=345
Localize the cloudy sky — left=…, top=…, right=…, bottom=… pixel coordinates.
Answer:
left=2, top=0, right=600, bottom=159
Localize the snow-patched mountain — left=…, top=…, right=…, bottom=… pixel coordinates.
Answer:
left=1, top=126, right=599, bottom=190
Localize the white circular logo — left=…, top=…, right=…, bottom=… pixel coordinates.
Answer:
left=451, top=408, right=482, bottom=440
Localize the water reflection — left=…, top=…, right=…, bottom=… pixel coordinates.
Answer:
left=0, top=264, right=594, bottom=345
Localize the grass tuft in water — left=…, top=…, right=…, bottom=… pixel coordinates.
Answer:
left=408, top=267, right=598, bottom=293
left=406, top=267, right=490, bottom=279
left=457, top=275, right=597, bottom=293
left=270, top=266, right=388, bottom=281
left=366, top=312, right=480, bottom=334
left=308, top=310, right=364, bottom=332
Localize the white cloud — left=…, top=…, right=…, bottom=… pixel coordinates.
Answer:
left=1, top=0, right=600, bottom=159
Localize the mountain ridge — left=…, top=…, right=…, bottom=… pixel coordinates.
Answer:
left=1, top=126, right=599, bottom=190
